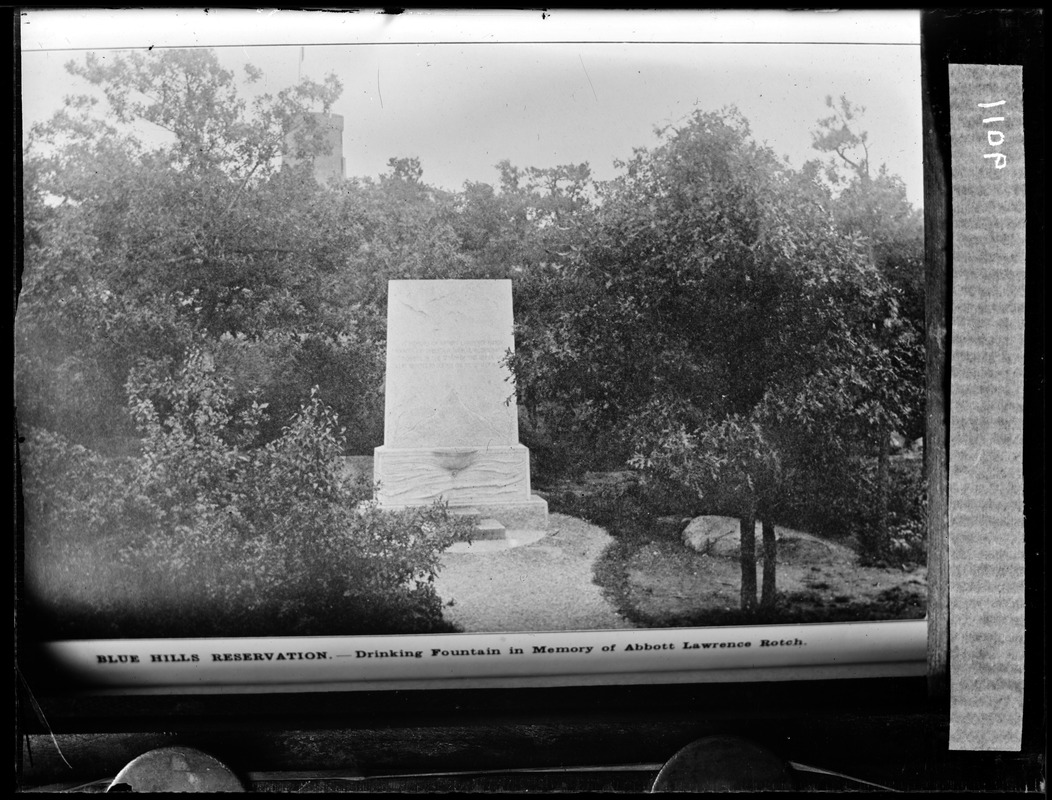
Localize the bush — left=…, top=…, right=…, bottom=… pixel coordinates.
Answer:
left=518, top=404, right=631, bottom=487
left=213, top=330, right=385, bottom=456
left=547, top=471, right=697, bottom=534
left=877, top=457, right=927, bottom=566
left=775, top=453, right=926, bottom=566
left=775, top=457, right=874, bottom=542
left=20, top=350, right=473, bottom=639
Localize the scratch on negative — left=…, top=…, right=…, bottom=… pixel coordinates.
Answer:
left=377, top=68, right=384, bottom=109
left=579, top=54, right=598, bottom=102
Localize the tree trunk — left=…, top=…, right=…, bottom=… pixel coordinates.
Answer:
left=739, top=515, right=757, bottom=611
left=876, top=423, right=890, bottom=554
left=761, top=520, right=777, bottom=609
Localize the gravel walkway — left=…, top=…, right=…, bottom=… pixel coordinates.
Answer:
left=434, top=513, right=635, bottom=634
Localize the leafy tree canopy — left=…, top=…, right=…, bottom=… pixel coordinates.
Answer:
left=509, top=107, right=915, bottom=593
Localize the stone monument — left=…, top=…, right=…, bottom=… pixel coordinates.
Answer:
left=373, top=280, right=548, bottom=534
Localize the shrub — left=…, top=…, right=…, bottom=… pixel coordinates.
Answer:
left=775, top=456, right=874, bottom=542
left=878, top=457, right=927, bottom=566
left=213, top=330, right=386, bottom=456
left=518, top=403, right=631, bottom=487
left=775, top=453, right=925, bottom=566
left=20, top=349, right=473, bottom=639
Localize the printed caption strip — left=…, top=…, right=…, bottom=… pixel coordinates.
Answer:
left=947, top=64, right=1026, bottom=752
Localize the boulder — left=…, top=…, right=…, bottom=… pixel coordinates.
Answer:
left=683, top=515, right=761, bottom=557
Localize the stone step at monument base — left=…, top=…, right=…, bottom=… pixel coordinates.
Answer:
left=451, top=497, right=548, bottom=531
left=449, top=507, right=507, bottom=541
left=471, top=518, right=508, bottom=541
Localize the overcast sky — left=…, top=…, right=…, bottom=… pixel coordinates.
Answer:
left=20, top=9, right=923, bottom=207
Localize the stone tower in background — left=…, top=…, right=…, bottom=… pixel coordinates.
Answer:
left=284, top=112, right=345, bottom=187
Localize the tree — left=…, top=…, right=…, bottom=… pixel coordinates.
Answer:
left=448, top=160, right=596, bottom=282
left=17, top=49, right=373, bottom=449
left=810, top=95, right=926, bottom=559
left=66, top=50, right=341, bottom=178
left=510, top=108, right=911, bottom=609
left=811, top=94, right=924, bottom=328
left=810, top=94, right=924, bottom=376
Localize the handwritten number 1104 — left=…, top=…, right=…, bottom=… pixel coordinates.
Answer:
left=979, top=100, right=1008, bottom=169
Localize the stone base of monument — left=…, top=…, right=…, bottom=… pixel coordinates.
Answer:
left=374, top=445, right=549, bottom=532
left=378, top=498, right=549, bottom=534
left=465, top=498, right=549, bottom=530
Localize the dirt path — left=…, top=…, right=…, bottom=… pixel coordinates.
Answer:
left=434, top=513, right=635, bottom=634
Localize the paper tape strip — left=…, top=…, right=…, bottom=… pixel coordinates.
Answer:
left=947, top=63, right=1026, bottom=752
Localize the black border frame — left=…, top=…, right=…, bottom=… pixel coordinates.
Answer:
left=14, top=8, right=1046, bottom=792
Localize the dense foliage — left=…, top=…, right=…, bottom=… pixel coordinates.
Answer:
left=18, top=51, right=925, bottom=630
left=17, top=50, right=477, bottom=638
left=509, top=108, right=924, bottom=606
left=22, top=353, right=473, bottom=638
